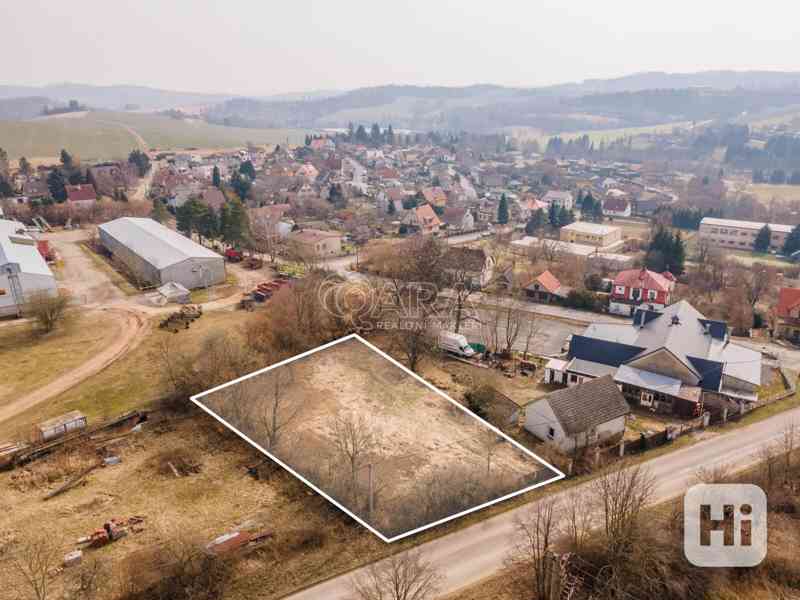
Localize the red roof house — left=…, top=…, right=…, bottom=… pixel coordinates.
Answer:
left=609, top=267, right=675, bottom=315
left=525, top=270, right=565, bottom=303
left=773, top=287, right=800, bottom=341
left=65, top=184, right=97, bottom=207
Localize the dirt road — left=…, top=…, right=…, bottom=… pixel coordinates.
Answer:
left=49, top=230, right=127, bottom=305
left=0, top=307, right=147, bottom=425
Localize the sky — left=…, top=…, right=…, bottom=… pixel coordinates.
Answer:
left=2, top=0, right=799, bottom=96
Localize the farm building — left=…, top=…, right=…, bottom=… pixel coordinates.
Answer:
left=98, top=217, right=225, bottom=289
left=0, top=218, right=58, bottom=317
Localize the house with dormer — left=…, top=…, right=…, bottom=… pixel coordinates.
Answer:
left=544, top=301, right=762, bottom=418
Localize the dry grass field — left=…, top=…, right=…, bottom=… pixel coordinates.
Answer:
left=0, top=311, right=121, bottom=409
left=196, top=336, right=555, bottom=539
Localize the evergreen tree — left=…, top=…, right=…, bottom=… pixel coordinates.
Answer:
left=370, top=123, right=382, bottom=146
left=782, top=224, right=800, bottom=255
left=176, top=198, right=205, bottom=236
left=525, top=209, right=545, bottom=235
left=355, top=125, right=368, bottom=143
left=592, top=200, right=604, bottom=222
left=754, top=224, right=772, bottom=253
left=47, top=169, right=67, bottom=201
left=212, top=165, right=221, bottom=188
left=558, top=206, right=573, bottom=227
left=198, top=205, right=220, bottom=242
left=497, top=193, right=509, bottom=224
left=753, top=169, right=765, bottom=183
left=385, top=124, right=395, bottom=145
left=128, top=149, right=151, bottom=177
left=239, top=160, right=256, bottom=180
left=222, top=198, right=249, bottom=246
left=230, top=170, right=251, bottom=200
left=387, top=199, right=396, bottom=215
left=645, top=225, right=686, bottom=276
left=548, top=202, right=559, bottom=227
left=59, top=149, right=73, bottom=170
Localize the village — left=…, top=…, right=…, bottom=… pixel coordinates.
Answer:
left=3, top=113, right=800, bottom=599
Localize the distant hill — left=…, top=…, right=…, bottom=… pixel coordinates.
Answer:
left=0, top=83, right=233, bottom=112
left=205, top=72, right=800, bottom=134
left=0, top=96, right=52, bottom=120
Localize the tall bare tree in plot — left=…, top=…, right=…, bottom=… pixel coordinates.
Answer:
left=481, top=429, right=502, bottom=477
left=257, top=365, right=302, bottom=451
left=329, top=413, right=377, bottom=502
left=351, top=549, right=443, bottom=600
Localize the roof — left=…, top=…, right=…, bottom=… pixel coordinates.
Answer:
left=290, top=228, right=343, bottom=244
left=541, top=376, right=630, bottom=436
left=415, top=204, right=442, bottom=227
left=776, top=287, right=800, bottom=319
left=566, top=358, right=618, bottom=378
left=615, top=364, right=682, bottom=397
left=200, top=188, right=226, bottom=211
left=603, top=196, right=630, bottom=212
left=37, top=410, right=85, bottom=431
left=573, top=300, right=761, bottom=392
left=98, top=217, right=221, bottom=270
left=0, top=219, right=54, bottom=278
left=561, top=222, right=618, bottom=236
left=613, top=268, right=673, bottom=292
left=700, top=217, right=793, bottom=235
left=542, top=190, right=572, bottom=204
left=531, top=270, right=561, bottom=294
left=65, top=184, right=97, bottom=202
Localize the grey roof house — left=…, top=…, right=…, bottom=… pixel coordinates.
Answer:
left=524, top=375, right=630, bottom=452
left=547, top=300, right=762, bottom=418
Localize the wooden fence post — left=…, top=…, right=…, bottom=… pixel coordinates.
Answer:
left=619, top=440, right=625, bottom=458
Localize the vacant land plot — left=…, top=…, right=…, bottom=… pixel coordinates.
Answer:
left=0, top=311, right=121, bottom=408
left=746, top=183, right=800, bottom=204
left=195, top=336, right=559, bottom=540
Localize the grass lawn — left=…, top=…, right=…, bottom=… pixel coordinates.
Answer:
left=0, top=311, right=121, bottom=409
left=746, top=183, right=800, bottom=204
left=0, top=308, right=256, bottom=439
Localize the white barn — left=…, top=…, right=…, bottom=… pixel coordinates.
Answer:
left=0, top=219, right=58, bottom=317
left=98, top=217, right=225, bottom=290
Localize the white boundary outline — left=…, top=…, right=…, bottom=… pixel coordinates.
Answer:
left=191, top=333, right=565, bottom=543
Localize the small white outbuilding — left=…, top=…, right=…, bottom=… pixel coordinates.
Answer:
left=0, top=219, right=58, bottom=317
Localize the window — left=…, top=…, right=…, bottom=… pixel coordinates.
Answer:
left=547, top=427, right=555, bottom=439
left=570, top=373, right=579, bottom=383
left=647, top=289, right=657, bottom=300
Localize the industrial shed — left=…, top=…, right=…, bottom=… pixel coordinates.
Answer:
left=0, top=219, right=58, bottom=317
left=98, top=217, right=225, bottom=290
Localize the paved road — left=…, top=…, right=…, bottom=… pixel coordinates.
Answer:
left=287, top=406, right=800, bottom=600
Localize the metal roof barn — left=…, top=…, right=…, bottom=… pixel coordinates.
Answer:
left=0, top=219, right=58, bottom=317
left=98, top=217, right=225, bottom=290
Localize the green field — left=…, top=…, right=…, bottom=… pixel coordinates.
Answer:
left=508, top=120, right=700, bottom=148
left=0, top=111, right=310, bottom=162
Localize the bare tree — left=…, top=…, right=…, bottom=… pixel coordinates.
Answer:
left=481, top=429, right=502, bottom=476
left=24, top=290, right=69, bottom=333
left=521, top=312, right=543, bottom=361
left=592, top=464, right=655, bottom=558
left=258, top=365, right=301, bottom=451
left=563, top=489, right=593, bottom=554
left=329, top=413, right=377, bottom=501
left=351, top=549, right=443, bottom=600
left=782, top=419, right=798, bottom=472
left=507, top=500, right=560, bottom=600
left=9, top=533, right=62, bottom=600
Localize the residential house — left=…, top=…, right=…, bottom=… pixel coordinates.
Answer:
left=524, top=375, right=630, bottom=452
left=288, top=229, right=343, bottom=259
left=441, top=247, right=495, bottom=288
left=541, top=190, right=574, bottom=211
left=772, top=287, right=800, bottom=342
left=602, top=195, right=632, bottom=218
left=64, top=184, right=97, bottom=209
left=608, top=267, right=675, bottom=316
left=524, top=270, right=565, bottom=303
left=309, top=138, right=336, bottom=153
left=422, top=186, right=448, bottom=208
left=21, top=179, right=51, bottom=202
left=547, top=300, right=762, bottom=417
left=406, top=204, right=442, bottom=235
left=88, top=163, right=136, bottom=198
left=440, top=206, right=475, bottom=232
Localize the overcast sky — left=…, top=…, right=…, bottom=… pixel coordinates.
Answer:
left=2, top=0, right=798, bottom=96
